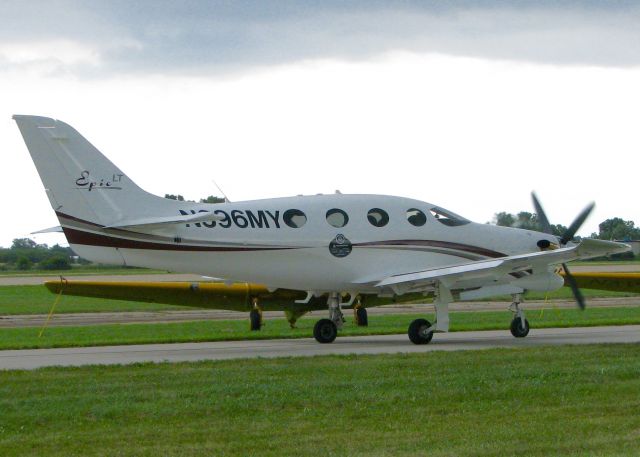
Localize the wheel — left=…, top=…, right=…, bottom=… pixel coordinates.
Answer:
left=313, top=319, right=338, bottom=343
left=510, top=317, right=530, bottom=338
left=249, top=309, right=262, bottom=331
left=355, top=307, right=368, bottom=327
left=408, top=318, right=433, bottom=345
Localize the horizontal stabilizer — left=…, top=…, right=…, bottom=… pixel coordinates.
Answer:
left=31, top=225, right=64, bottom=234
left=105, top=212, right=223, bottom=230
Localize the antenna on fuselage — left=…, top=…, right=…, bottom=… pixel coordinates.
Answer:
left=212, top=179, right=231, bottom=203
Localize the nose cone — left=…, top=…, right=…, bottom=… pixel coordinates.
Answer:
left=477, top=224, right=559, bottom=257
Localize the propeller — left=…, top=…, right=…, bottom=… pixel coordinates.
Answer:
left=559, top=202, right=595, bottom=246
left=562, top=263, right=586, bottom=310
left=531, top=192, right=595, bottom=310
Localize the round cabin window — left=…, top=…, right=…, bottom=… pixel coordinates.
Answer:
left=367, top=208, right=389, bottom=227
left=326, top=208, right=349, bottom=228
left=406, top=208, right=427, bottom=227
left=283, top=209, right=307, bottom=228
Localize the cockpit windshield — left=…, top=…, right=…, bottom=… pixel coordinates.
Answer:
left=430, top=206, right=471, bottom=227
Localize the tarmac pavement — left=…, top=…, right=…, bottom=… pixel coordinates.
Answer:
left=1, top=325, right=638, bottom=370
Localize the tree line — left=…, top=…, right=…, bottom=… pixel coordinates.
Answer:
left=0, top=239, right=77, bottom=271
left=492, top=211, right=640, bottom=241
left=164, top=194, right=226, bottom=203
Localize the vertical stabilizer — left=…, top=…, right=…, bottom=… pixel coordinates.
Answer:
left=13, top=115, right=174, bottom=226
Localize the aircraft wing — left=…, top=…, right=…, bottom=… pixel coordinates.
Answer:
left=561, top=272, right=640, bottom=293
left=44, top=280, right=328, bottom=313
left=373, top=239, right=629, bottom=292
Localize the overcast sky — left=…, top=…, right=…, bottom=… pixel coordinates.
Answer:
left=1, top=1, right=639, bottom=247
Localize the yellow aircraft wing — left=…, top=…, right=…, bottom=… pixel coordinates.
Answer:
left=43, top=279, right=411, bottom=327
left=560, top=272, right=640, bottom=294
left=43, top=272, right=639, bottom=328
left=45, top=280, right=317, bottom=312
left=45, top=272, right=640, bottom=313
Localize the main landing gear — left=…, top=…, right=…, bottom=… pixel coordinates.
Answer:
left=354, top=298, right=368, bottom=327
left=249, top=297, right=263, bottom=331
left=313, top=319, right=338, bottom=343
left=312, top=293, right=370, bottom=343
left=313, top=292, right=344, bottom=343
left=509, top=294, right=530, bottom=338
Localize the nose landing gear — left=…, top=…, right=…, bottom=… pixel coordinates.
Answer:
left=408, top=318, right=434, bottom=344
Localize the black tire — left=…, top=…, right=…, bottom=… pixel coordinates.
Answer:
left=408, top=318, right=433, bottom=345
left=313, top=319, right=338, bottom=343
left=510, top=317, right=530, bottom=338
left=249, top=309, right=262, bottom=331
left=355, top=307, right=368, bottom=327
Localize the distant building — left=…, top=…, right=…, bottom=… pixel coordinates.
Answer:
left=614, top=240, right=640, bottom=256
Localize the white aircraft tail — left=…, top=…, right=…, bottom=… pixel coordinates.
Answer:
left=13, top=115, right=184, bottom=227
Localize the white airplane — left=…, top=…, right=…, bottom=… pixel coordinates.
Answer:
left=13, top=115, right=630, bottom=344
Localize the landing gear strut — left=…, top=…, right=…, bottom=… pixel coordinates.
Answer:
left=313, top=292, right=344, bottom=343
left=509, top=294, right=530, bottom=338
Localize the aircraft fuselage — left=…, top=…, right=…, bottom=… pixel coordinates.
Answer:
left=61, top=193, right=555, bottom=292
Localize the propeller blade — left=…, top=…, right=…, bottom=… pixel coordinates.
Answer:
left=560, top=202, right=595, bottom=245
left=563, top=263, right=585, bottom=310
left=531, top=192, right=553, bottom=235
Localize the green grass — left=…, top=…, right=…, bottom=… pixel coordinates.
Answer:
left=1, top=345, right=639, bottom=456
left=0, top=284, right=637, bottom=316
left=0, top=285, right=182, bottom=314
left=2, top=306, right=639, bottom=350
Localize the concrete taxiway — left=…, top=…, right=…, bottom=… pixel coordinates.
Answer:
left=1, top=325, right=638, bottom=370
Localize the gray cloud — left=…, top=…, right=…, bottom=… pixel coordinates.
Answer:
left=1, top=0, right=639, bottom=76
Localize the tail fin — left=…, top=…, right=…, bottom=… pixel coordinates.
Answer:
left=13, top=115, right=174, bottom=226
